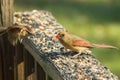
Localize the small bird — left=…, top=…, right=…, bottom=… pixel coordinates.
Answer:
left=56, top=30, right=118, bottom=56
left=7, top=25, right=35, bottom=46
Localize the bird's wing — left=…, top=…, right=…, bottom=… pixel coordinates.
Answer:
left=72, top=39, right=93, bottom=47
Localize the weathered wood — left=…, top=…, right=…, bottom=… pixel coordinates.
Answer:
left=0, top=37, right=3, bottom=80
left=24, top=48, right=35, bottom=80
left=0, top=0, right=14, bottom=80
left=34, top=61, right=38, bottom=80
left=22, top=40, right=63, bottom=80
left=0, top=55, right=2, bottom=80
left=46, top=74, right=53, bottom=80
left=0, top=0, right=14, bottom=27
left=14, top=55, right=17, bottom=80
left=1, top=34, right=15, bottom=80
left=14, top=44, right=24, bottom=80
left=0, top=27, right=7, bottom=34
left=35, top=62, right=46, bottom=80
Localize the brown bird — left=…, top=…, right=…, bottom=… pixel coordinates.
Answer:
left=7, top=25, right=35, bottom=46
left=56, top=30, right=118, bottom=56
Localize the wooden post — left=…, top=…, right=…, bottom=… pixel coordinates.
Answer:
left=0, top=0, right=14, bottom=80
left=0, top=0, right=14, bottom=27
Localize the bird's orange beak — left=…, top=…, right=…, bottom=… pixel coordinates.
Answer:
left=56, top=34, right=61, bottom=39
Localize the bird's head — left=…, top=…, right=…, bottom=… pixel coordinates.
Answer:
left=56, top=29, right=69, bottom=40
left=56, top=33, right=65, bottom=40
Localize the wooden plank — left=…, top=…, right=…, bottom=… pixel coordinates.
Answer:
left=1, top=34, right=15, bottom=80
left=0, top=37, right=3, bottom=80
left=35, top=62, right=46, bottom=80
left=0, top=35, right=6, bottom=80
left=22, top=39, right=63, bottom=80
left=34, top=61, right=37, bottom=80
left=46, top=75, right=53, bottom=80
left=18, top=62, right=24, bottom=80
left=23, top=48, right=35, bottom=80
left=14, top=44, right=24, bottom=80
left=0, top=53, right=3, bottom=80
left=14, top=52, right=17, bottom=80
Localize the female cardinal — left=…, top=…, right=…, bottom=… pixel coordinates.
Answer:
left=56, top=30, right=118, bottom=55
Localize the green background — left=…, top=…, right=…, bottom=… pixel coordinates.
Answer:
left=15, top=0, right=120, bottom=78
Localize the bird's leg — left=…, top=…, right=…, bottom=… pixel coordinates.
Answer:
left=72, top=47, right=92, bottom=58
left=72, top=51, right=82, bottom=58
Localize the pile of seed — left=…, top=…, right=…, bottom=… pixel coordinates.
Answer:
left=14, top=10, right=119, bottom=80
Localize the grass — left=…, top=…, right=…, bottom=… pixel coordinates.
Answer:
left=15, top=0, right=120, bottom=77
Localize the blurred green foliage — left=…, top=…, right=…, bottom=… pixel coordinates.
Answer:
left=15, top=0, right=120, bottom=78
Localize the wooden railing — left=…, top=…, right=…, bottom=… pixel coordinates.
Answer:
left=0, top=0, right=54, bottom=79
left=0, top=34, right=60, bottom=80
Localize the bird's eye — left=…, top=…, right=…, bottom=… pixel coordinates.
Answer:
left=61, top=34, right=64, bottom=37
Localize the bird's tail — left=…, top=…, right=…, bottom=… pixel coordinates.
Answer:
left=92, top=44, right=118, bottom=49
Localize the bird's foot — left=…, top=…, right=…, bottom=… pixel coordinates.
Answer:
left=72, top=52, right=82, bottom=58
left=72, top=50, right=92, bottom=58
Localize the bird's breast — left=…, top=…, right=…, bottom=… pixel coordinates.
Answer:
left=59, top=38, right=79, bottom=52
